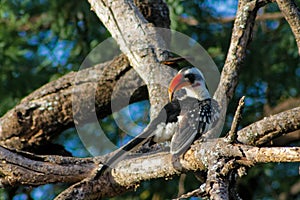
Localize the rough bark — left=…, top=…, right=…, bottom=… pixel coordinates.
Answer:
left=111, top=141, right=300, bottom=186
left=0, top=55, right=143, bottom=151
left=1, top=136, right=298, bottom=199
left=276, top=0, right=300, bottom=54
left=1, top=105, right=298, bottom=198
left=88, top=0, right=173, bottom=119
left=264, top=97, right=300, bottom=146
left=237, top=106, right=300, bottom=145
left=0, top=145, right=96, bottom=187
left=0, top=0, right=170, bottom=152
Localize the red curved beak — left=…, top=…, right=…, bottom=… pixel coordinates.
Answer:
left=168, top=73, right=190, bottom=101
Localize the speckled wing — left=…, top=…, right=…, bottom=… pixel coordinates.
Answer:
left=170, top=99, right=213, bottom=156
left=210, top=99, right=220, bottom=128
left=96, top=100, right=181, bottom=177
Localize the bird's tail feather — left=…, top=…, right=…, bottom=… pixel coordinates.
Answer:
left=95, top=127, right=155, bottom=178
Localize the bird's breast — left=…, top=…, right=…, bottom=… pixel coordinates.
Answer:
left=152, top=122, right=179, bottom=143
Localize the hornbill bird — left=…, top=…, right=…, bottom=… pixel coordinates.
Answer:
left=96, top=67, right=219, bottom=177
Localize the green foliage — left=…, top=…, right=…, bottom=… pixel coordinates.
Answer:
left=0, top=0, right=299, bottom=199
left=0, top=0, right=109, bottom=116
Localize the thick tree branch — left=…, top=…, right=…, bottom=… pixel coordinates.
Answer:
left=237, top=106, right=300, bottom=145
left=88, top=0, right=173, bottom=118
left=205, top=158, right=231, bottom=200
left=1, top=103, right=299, bottom=198
left=276, top=0, right=300, bottom=54
left=54, top=175, right=129, bottom=200
left=0, top=146, right=96, bottom=186
left=54, top=140, right=299, bottom=199
left=0, top=55, right=144, bottom=151
left=264, top=97, right=300, bottom=145
left=0, top=0, right=170, bottom=152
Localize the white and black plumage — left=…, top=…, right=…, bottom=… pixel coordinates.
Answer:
left=96, top=67, right=219, bottom=177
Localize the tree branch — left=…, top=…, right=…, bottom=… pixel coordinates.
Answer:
left=237, top=106, right=300, bottom=145
left=226, top=96, right=245, bottom=143
left=205, top=0, right=267, bottom=139
left=179, top=12, right=284, bottom=25
left=173, top=184, right=206, bottom=200
left=88, top=0, right=173, bottom=118
left=0, top=146, right=96, bottom=186
left=0, top=0, right=170, bottom=152
left=0, top=55, right=145, bottom=151
left=276, top=0, right=300, bottom=55
left=54, top=140, right=299, bottom=199
left=1, top=104, right=299, bottom=198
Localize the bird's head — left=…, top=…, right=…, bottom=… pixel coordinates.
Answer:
left=168, top=67, right=210, bottom=101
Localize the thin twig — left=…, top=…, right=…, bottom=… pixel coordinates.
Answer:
left=226, top=96, right=245, bottom=143
left=173, top=183, right=207, bottom=200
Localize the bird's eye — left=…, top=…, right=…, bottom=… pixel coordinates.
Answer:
left=184, top=74, right=195, bottom=83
